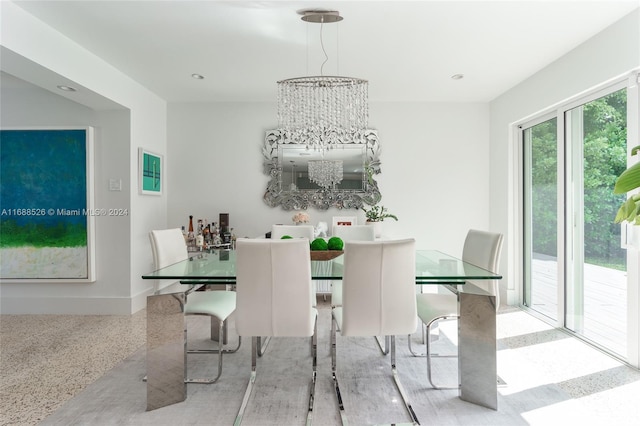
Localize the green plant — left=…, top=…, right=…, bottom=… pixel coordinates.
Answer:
left=327, top=237, right=344, bottom=251
left=362, top=205, right=398, bottom=222
left=310, top=238, right=328, bottom=251
left=614, top=145, right=640, bottom=225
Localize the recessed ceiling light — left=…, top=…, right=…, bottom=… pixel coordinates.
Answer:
left=57, top=85, right=76, bottom=92
left=191, top=73, right=205, bottom=80
left=451, top=74, right=464, bottom=80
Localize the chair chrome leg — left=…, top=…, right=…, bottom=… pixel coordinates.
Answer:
left=234, top=337, right=258, bottom=426
left=187, top=335, right=242, bottom=354
left=407, top=333, right=426, bottom=357
left=311, top=317, right=318, bottom=358
left=184, top=321, right=241, bottom=383
left=186, top=319, right=228, bottom=384
left=210, top=315, right=229, bottom=344
left=236, top=324, right=318, bottom=426
left=410, top=315, right=459, bottom=358
left=331, top=312, right=349, bottom=425
left=374, top=335, right=390, bottom=355
left=390, top=336, right=421, bottom=425
left=332, top=314, right=419, bottom=425
left=310, top=315, right=318, bottom=357
left=306, top=317, right=318, bottom=426
left=425, top=320, right=458, bottom=390
left=256, top=336, right=271, bottom=357
left=186, top=337, right=241, bottom=384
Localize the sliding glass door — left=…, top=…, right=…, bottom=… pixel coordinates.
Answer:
left=565, top=88, right=628, bottom=356
left=522, top=82, right=635, bottom=361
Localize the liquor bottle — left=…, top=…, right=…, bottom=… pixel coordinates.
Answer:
left=188, top=215, right=194, bottom=238
left=203, top=223, right=211, bottom=245
left=196, top=230, right=204, bottom=251
left=219, top=213, right=229, bottom=234
left=231, top=228, right=237, bottom=250
left=212, top=223, right=222, bottom=246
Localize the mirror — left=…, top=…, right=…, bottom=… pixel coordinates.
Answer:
left=263, top=129, right=382, bottom=210
left=280, top=145, right=365, bottom=191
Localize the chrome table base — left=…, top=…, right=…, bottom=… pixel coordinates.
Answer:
left=146, top=290, right=240, bottom=408
left=458, top=290, right=497, bottom=410
left=146, top=292, right=187, bottom=411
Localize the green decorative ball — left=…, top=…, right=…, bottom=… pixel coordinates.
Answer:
left=310, top=238, right=328, bottom=251
left=327, top=237, right=344, bottom=251
left=281, top=235, right=293, bottom=239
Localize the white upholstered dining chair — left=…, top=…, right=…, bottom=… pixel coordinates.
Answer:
left=271, top=224, right=314, bottom=240
left=234, top=238, right=318, bottom=425
left=149, top=228, right=239, bottom=384
left=331, top=224, right=374, bottom=241
left=271, top=223, right=320, bottom=305
left=331, top=239, right=420, bottom=425
left=330, top=224, right=384, bottom=352
left=329, top=225, right=375, bottom=308
left=409, top=229, right=503, bottom=389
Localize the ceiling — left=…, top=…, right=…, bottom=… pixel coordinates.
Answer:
left=7, top=0, right=640, bottom=104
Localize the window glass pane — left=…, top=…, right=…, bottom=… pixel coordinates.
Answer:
left=523, top=117, right=558, bottom=321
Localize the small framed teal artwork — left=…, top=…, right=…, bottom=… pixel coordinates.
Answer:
left=139, top=148, right=163, bottom=195
left=0, top=127, right=96, bottom=282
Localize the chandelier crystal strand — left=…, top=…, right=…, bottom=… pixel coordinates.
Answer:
left=308, top=159, right=344, bottom=189
left=277, top=76, right=368, bottom=152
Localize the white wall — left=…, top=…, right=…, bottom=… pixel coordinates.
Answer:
left=0, top=2, right=167, bottom=314
left=489, top=9, right=640, bottom=305
left=167, top=101, right=490, bottom=255
left=0, top=77, right=133, bottom=313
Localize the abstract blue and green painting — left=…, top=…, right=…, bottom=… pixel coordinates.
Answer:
left=141, top=151, right=161, bottom=193
left=0, top=129, right=89, bottom=279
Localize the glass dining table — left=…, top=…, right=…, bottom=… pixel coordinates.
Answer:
left=142, top=249, right=502, bottom=411
left=142, top=248, right=500, bottom=284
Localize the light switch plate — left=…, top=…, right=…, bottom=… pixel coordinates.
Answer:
left=109, top=178, right=122, bottom=191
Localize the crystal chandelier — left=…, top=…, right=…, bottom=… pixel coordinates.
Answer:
left=277, top=10, right=369, bottom=153
left=308, top=159, right=344, bottom=189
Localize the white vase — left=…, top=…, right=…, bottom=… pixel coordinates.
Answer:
left=367, top=221, right=382, bottom=239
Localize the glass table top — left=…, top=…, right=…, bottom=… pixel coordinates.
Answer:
left=142, top=249, right=502, bottom=284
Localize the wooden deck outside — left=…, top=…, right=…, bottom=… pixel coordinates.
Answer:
left=530, top=254, right=627, bottom=356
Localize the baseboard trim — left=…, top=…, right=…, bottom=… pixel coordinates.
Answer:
left=0, top=296, right=133, bottom=315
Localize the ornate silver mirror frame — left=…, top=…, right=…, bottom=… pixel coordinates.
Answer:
left=263, top=129, right=382, bottom=210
